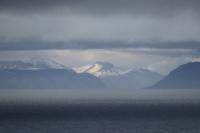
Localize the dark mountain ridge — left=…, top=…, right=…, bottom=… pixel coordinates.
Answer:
left=101, top=69, right=163, bottom=89
left=0, top=69, right=106, bottom=89
left=150, top=62, right=200, bottom=89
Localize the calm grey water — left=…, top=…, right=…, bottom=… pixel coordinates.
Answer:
left=1, top=115, right=200, bottom=133
left=0, top=111, right=200, bottom=133
left=0, top=89, right=200, bottom=133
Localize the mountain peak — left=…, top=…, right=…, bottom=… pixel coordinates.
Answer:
left=73, top=62, right=130, bottom=77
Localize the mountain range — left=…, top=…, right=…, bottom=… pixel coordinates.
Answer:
left=101, top=69, right=163, bottom=89
left=0, top=60, right=105, bottom=89
left=74, top=62, right=163, bottom=89
left=1, top=59, right=199, bottom=90
left=150, top=62, right=200, bottom=89
left=0, top=69, right=106, bottom=89
left=0, top=60, right=164, bottom=89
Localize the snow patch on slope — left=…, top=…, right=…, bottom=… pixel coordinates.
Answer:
left=74, top=62, right=131, bottom=77
left=0, top=59, right=68, bottom=70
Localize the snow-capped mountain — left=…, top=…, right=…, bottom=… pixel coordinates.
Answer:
left=73, top=62, right=164, bottom=89
left=0, top=59, right=67, bottom=70
left=73, top=62, right=131, bottom=77
left=0, top=59, right=106, bottom=89
left=0, top=60, right=163, bottom=89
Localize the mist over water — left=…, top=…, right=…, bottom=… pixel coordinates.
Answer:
left=0, top=89, right=200, bottom=133
left=1, top=89, right=200, bottom=105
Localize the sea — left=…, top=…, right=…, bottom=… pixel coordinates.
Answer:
left=0, top=89, right=200, bottom=133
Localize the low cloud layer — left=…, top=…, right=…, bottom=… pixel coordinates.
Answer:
left=0, top=0, right=200, bottom=73
left=0, top=0, right=200, bottom=17
left=0, top=41, right=200, bottom=51
left=0, top=0, right=200, bottom=47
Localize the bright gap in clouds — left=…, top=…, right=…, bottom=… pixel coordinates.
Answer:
left=0, top=49, right=195, bottom=74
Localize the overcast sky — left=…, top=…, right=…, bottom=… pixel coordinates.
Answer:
left=0, top=0, right=200, bottom=74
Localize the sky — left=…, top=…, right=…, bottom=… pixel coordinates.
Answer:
left=0, top=0, right=200, bottom=74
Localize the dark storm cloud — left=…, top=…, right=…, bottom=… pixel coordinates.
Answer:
left=0, top=0, right=200, bottom=52
left=0, top=41, right=200, bottom=51
left=0, top=0, right=200, bottom=17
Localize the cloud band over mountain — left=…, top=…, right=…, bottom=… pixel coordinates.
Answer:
left=0, top=0, right=200, bottom=47
left=0, top=0, right=200, bottom=73
left=0, top=41, right=200, bottom=51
